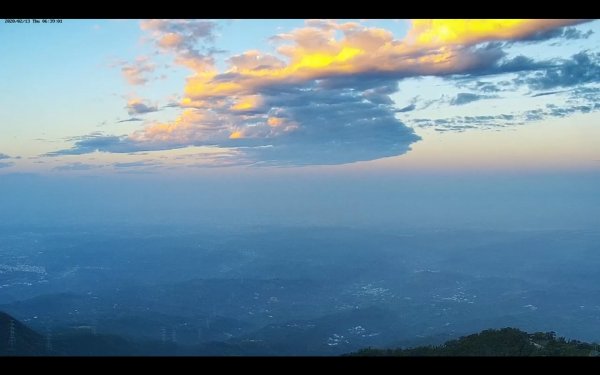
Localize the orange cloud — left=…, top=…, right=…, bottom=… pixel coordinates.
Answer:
left=231, top=95, right=263, bottom=112
left=50, top=19, right=598, bottom=167
left=128, top=19, right=590, bottom=160
left=120, top=57, right=155, bottom=86
left=267, top=117, right=284, bottom=127
left=158, top=32, right=184, bottom=48
left=407, top=19, right=586, bottom=47
left=130, top=109, right=227, bottom=144
left=178, top=19, right=587, bottom=103
left=229, top=131, right=244, bottom=139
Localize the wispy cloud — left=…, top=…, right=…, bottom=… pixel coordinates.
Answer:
left=141, top=19, right=217, bottom=71
left=396, top=104, right=416, bottom=113
left=531, top=90, right=570, bottom=97
left=47, top=133, right=136, bottom=156
left=113, top=161, right=159, bottom=168
left=562, top=27, right=594, bottom=39
left=54, top=162, right=104, bottom=171
left=522, top=51, right=600, bottom=90
left=120, top=57, right=156, bottom=86
left=117, top=117, right=144, bottom=123
left=449, top=93, right=497, bottom=106
left=410, top=98, right=597, bottom=132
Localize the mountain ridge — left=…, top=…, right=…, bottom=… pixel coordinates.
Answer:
left=350, top=327, right=600, bottom=356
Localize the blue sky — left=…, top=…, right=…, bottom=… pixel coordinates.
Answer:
left=0, top=19, right=599, bottom=174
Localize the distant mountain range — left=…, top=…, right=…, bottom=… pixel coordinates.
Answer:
left=2, top=311, right=599, bottom=356
left=0, top=311, right=176, bottom=356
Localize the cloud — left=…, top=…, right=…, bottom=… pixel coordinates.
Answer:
left=0, top=162, right=14, bottom=168
left=54, top=162, right=103, bottom=171
left=163, top=102, right=181, bottom=109
left=117, top=117, right=144, bottom=123
left=470, top=81, right=503, bottom=93
left=410, top=97, right=597, bottom=132
left=181, top=20, right=588, bottom=104
left=571, top=86, right=600, bottom=103
left=454, top=50, right=600, bottom=96
left=243, top=85, right=421, bottom=166
left=531, top=90, right=570, bottom=97
left=545, top=104, right=592, bottom=117
left=406, top=19, right=589, bottom=47
left=49, top=83, right=421, bottom=166
left=126, top=99, right=158, bottom=115
left=511, top=25, right=592, bottom=42
left=524, top=51, right=600, bottom=90
left=410, top=114, right=516, bottom=131
left=53, top=19, right=595, bottom=166
left=120, top=57, right=156, bottom=86
left=0, top=153, right=10, bottom=160
left=562, top=27, right=594, bottom=40
left=396, top=104, right=416, bottom=113
left=113, top=161, right=158, bottom=168
left=141, top=19, right=217, bottom=71
left=462, top=52, right=557, bottom=77
left=450, top=93, right=497, bottom=105
left=46, top=133, right=137, bottom=156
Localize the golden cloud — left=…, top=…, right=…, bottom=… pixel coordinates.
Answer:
left=134, top=19, right=589, bottom=149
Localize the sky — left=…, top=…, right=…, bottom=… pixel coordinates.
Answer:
left=0, top=19, right=599, bottom=230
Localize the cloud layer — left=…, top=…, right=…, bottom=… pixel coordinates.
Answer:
left=52, top=19, right=595, bottom=166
